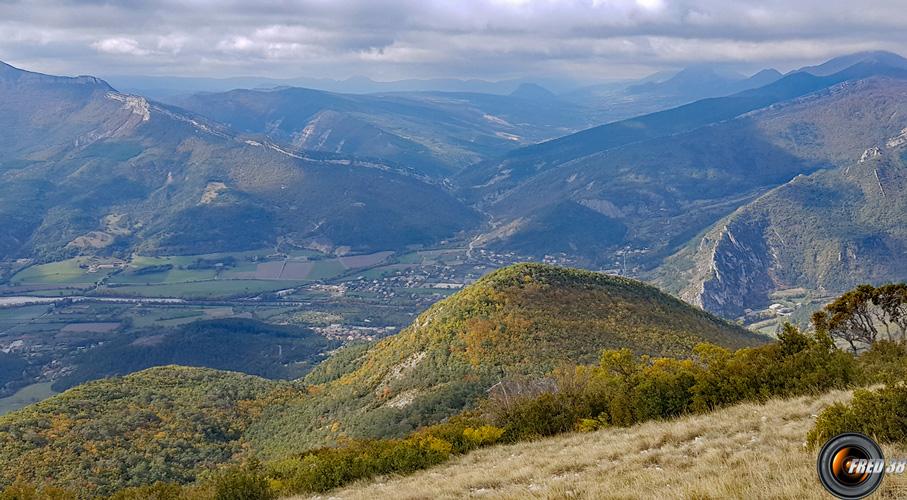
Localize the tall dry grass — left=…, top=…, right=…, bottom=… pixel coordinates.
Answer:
left=294, top=390, right=907, bottom=499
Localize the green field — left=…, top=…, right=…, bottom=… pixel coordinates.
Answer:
left=19, top=288, right=87, bottom=297
left=0, top=304, right=52, bottom=327
left=10, top=257, right=114, bottom=285
left=396, top=248, right=465, bottom=265
left=107, top=256, right=219, bottom=285
left=0, top=382, right=57, bottom=415
left=98, top=279, right=309, bottom=299
left=6, top=248, right=365, bottom=300
left=128, top=307, right=207, bottom=328
left=304, top=259, right=348, bottom=280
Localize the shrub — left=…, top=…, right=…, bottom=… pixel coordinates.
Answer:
left=411, top=414, right=494, bottom=454
left=576, top=417, right=608, bottom=432
left=212, top=467, right=276, bottom=500
left=631, top=358, right=697, bottom=421
left=108, top=482, right=184, bottom=500
left=495, top=392, right=587, bottom=441
left=489, top=324, right=858, bottom=442
left=807, top=385, right=907, bottom=448
left=0, top=481, right=75, bottom=500
left=857, top=340, right=907, bottom=384
left=267, top=435, right=456, bottom=495
left=463, top=425, right=505, bottom=447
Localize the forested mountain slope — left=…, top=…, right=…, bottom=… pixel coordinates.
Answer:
left=0, top=61, right=479, bottom=260
left=245, top=263, right=762, bottom=455
left=657, top=126, right=907, bottom=317
left=455, top=55, right=907, bottom=267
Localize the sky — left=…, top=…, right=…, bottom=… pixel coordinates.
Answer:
left=1, top=0, right=906, bottom=82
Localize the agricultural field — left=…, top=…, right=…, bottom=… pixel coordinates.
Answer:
left=2, top=249, right=400, bottom=300
left=99, top=279, right=310, bottom=299
left=7, top=256, right=120, bottom=286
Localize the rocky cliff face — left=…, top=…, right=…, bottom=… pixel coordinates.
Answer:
left=680, top=217, right=778, bottom=318
left=662, top=140, right=907, bottom=319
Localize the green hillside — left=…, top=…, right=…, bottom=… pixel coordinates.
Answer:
left=0, top=366, right=296, bottom=496
left=244, top=263, right=763, bottom=456
left=0, top=62, right=479, bottom=262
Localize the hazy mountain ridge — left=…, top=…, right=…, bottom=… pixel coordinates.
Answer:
left=558, top=65, right=783, bottom=124
left=103, top=73, right=581, bottom=100
left=456, top=55, right=907, bottom=270
left=796, top=50, right=907, bottom=77
left=0, top=61, right=480, bottom=260
left=625, top=65, right=782, bottom=100
left=459, top=55, right=907, bottom=197
left=168, top=86, right=599, bottom=175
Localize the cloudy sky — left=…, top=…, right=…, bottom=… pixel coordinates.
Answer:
left=1, top=0, right=906, bottom=82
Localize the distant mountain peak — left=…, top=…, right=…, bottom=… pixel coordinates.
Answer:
left=509, top=82, right=557, bottom=101
left=741, top=68, right=783, bottom=88
left=625, top=64, right=754, bottom=97
left=849, top=50, right=907, bottom=62
left=750, top=68, right=783, bottom=79
left=799, top=50, right=907, bottom=76
left=0, top=60, right=112, bottom=90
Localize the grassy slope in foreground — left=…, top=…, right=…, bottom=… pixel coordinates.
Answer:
left=294, top=390, right=907, bottom=500
left=247, top=263, right=764, bottom=455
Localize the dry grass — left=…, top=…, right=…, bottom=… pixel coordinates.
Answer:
left=294, top=390, right=907, bottom=499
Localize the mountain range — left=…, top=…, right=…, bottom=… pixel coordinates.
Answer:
left=560, top=65, right=784, bottom=123
left=4, top=48, right=907, bottom=497
left=3, top=51, right=907, bottom=316
left=457, top=52, right=907, bottom=314
left=102, top=74, right=584, bottom=100
left=657, top=103, right=907, bottom=317
left=0, top=60, right=478, bottom=260
left=166, top=86, right=598, bottom=175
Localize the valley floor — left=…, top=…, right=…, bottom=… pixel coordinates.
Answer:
left=297, top=390, right=907, bottom=499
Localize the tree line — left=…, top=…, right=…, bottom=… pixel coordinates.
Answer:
left=812, top=283, right=907, bottom=352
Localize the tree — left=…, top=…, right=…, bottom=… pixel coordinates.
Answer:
left=873, top=284, right=907, bottom=342
left=813, top=284, right=907, bottom=352
left=814, top=285, right=881, bottom=352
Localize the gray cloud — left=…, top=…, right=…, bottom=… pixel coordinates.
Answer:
left=0, top=0, right=905, bottom=81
